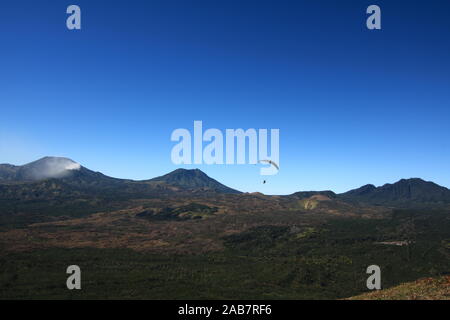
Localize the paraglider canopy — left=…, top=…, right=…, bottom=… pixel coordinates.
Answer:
left=258, top=160, right=279, bottom=171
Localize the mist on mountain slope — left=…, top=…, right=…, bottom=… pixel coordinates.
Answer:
left=0, top=157, right=81, bottom=181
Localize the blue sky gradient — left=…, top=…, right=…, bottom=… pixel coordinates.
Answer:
left=1, top=0, right=450, bottom=194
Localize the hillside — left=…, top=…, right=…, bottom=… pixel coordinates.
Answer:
left=0, top=157, right=242, bottom=228
left=347, top=276, right=450, bottom=300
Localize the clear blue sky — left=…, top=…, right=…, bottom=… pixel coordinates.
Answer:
left=1, top=0, right=450, bottom=194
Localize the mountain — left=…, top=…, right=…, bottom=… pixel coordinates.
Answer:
left=148, top=168, right=240, bottom=194
left=0, top=157, right=83, bottom=181
left=0, top=156, right=129, bottom=187
left=0, top=157, right=240, bottom=203
left=339, top=178, right=450, bottom=206
left=0, top=157, right=146, bottom=205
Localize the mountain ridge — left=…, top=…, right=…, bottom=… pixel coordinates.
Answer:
left=339, top=178, right=450, bottom=206
left=0, top=157, right=241, bottom=198
left=2, top=157, right=450, bottom=206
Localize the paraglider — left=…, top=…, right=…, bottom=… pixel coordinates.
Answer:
left=258, top=160, right=279, bottom=184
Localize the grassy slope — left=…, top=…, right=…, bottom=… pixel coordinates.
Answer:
left=347, top=276, right=450, bottom=300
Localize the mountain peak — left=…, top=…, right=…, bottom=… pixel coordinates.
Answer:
left=172, top=168, right=203, bottom=174
left=149, top=168, right=240, bottom=194
left=34, top=156, right=80, bottom=168
left=0, top=156, right=81, bottom=181
left=341, top=184, right=376, bottom=197
left=395, top=178, right=428, bottom=184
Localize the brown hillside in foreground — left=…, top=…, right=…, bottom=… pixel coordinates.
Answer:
left=347, top=276, right=450, bottom=300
